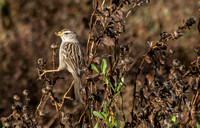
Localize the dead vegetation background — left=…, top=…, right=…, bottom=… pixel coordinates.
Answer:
left=0, top=0, right=200, bottom=127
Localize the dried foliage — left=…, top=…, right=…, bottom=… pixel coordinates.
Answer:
left=1, top=0, right=200, bottom=128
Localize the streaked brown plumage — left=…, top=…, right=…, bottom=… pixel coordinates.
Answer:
left=40, top=29, right=84, bottom=103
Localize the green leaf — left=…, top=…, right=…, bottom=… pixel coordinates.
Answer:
left=104, top=77, right=109, bottom=84
left=197, top=122, right=200, bottom=128
left=106, top=116, right=112, bottom=128
left=91, top=64, right=99, bottom=73
left=102, top=23, right=106, bottom=28
left=197, top=114, right=200, bottom=128
left=106, top=68, right=110, bottom=77
left=101, top=59, right=107, bottom=75
left=101, top=112, right=106, bottom=119
left=121, top=77, right=124, bottom=83
left=114, top=118, right=118, bottom=127
left=117, top=82, right=123, bottom=92
left=103, top=102, right=108, bottom=113
left=94, top=123, right=98, bottom=128
left=2, top=122, right=5, bottom=128
left=109, top=81, right=115, bottom=91
left=106, top=119, right=111, bottom=128
left=93, top=111, right=105, bottom=119
left=157, top=113, right=161, bottom=120
left=117, top=77, right=124, bottom=92
left=170, top=115, right=176, bottom=123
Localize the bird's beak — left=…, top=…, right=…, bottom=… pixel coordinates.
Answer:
left=55, top=31, right=63, bottom=37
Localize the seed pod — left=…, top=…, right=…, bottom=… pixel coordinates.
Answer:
left=4, top=122, right=10, bottom=127
left=169, top=49, right=175, bottom=55
left=173, top=59, right=180, bottom=67
left=51, top=43, right=58, bottom=49
left=13, top=95, right=21, bottom=102
left=42, top=88, right=48, bottom=95
left=46, top=85, right=53, bottom=91
left=23, top=90, right=29, bottom=96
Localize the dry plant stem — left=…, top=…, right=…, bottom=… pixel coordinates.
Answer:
left=39, top=69, right=60, bottom=77
left=101, top=0, right=105, bottom=9
left=131, top=58, right=145, bottom=122
left=110, top=0, right=112, bottom=12
left=86, top=33, right=91, bottom=62
left=192, top=77, right=200, bottom=105
left=63, top=81, right=74, bottom=99
left=78, top=104, right=89, bottom=125
left=107, top=46, right=112, bottom=77
left=48, top=92, right=64, bottom=128
left=126, top=3, right=137, bottom=18
left=89, top=82, right=93, bottom=127
left=193, top=89, right=199, bottom=105
left=89, top=0, right=98, bottom=29
left=130, top=22, right=194, bottom=123
left=35, top=95, right=49, bottom=117
left=59, top=81, right=74, bottom=109
left=89, top=41, right=95, bottom=62
left=93, top=40, right=100, bottom=58
left=49, top=92, right=59, bottom=112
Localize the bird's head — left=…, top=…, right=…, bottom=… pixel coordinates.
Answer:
left=55, top=29, right=78, bottom=42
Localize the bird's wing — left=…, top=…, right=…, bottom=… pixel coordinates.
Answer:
left=61, top=42, right=83, bottom=75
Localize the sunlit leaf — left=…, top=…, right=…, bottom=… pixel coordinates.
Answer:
left=121, top=77, right=124, bottom=83
left=197, top=122, right=200, bottom=128
left=103, top=77, right=109, bottom=84
left=93, top=111, right=105, bottom=119
left=117, top=82, right=123, bottom=92
left=101, top=59, right=107, bottom=75
left=170, top=115, right=176, bottom=123
left=117, top=77, right=124, bottom=92
left=91, top=64, right=99, bottom=73
left=103, top=102, right=108, bottom=113
left=94, top=123, right=98, bottom=128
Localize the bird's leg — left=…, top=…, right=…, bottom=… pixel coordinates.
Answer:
left=40, top=69, right=60, bottom=77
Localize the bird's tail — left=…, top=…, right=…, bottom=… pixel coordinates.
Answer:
left=72, top=73, right=83, bottom=104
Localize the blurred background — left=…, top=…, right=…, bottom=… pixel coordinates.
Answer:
left=0, top=0, right=199, bottom=117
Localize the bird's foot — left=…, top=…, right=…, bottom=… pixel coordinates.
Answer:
left=39, top=70, right=47, bottom=77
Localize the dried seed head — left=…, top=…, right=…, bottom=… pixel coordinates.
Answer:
left=179, top=65, right=186, bottom=72
left=37, top=58, right=46, bottom=65
left=22, top=105, right=28, bottom=113
left=12, top=104, right=16, bottom=110
left=23, top=113, right=29, bottom=121
left=169, top=49, right=175, bottom=55
left=46, top=85, right=53, bottom=91
left=13, top=95, right=21, bottom=102
left=194, top=47, right=200, bottom=56
left=173, top=59, right=180, bottom=67
left=23, top=90, right=29, bottom=96
left=51, top=43, right=58, bottom=49
left=42, top=88, right=48, bottom=95
left=4, top=122, right=10, bottom=127
left=39, top=111, right=45, bottom=117
left=185, top=18, right=196, bottom=27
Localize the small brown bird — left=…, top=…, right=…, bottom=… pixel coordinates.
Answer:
left=40, top=29, right=84, bottom=103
